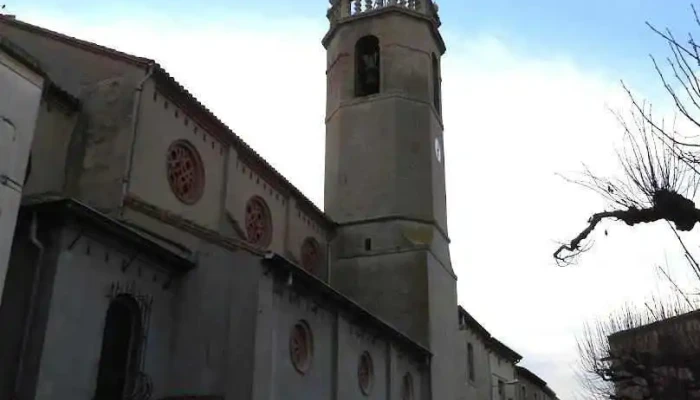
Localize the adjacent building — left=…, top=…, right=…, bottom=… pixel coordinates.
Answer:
left=0, top=37, right=44, bottom=300
left=458, top=307, right=558, bottom=400
left=516, top=366, right=557, bottom=400
left=489, top=337, right=522, bottom=400
left=608, top=309, right=700, bottom=400
left=459, top=307, right=493, bottom=400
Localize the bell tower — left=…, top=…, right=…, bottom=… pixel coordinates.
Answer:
left=323, top=1, right=458, bottom=398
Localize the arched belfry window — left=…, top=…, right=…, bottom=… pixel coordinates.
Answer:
left=432, top=53, right=441, bottom=114
left=94, top=295, right=143, bottom=400
left=355, top=35, right=380, bottom=97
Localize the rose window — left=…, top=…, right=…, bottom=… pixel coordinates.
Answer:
left=245, top=196, right=272, bottom=247
left=166, top=140, right=204, bottom=205
left=301, top=237, right=321, bottom=273
left=401, top=373, right=414, bottom=400
left=358, top=351, right=374, bottom=395
left=289, top=321, right=313, bottom=374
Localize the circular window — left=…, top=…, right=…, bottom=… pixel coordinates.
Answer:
left=301, top=237, right=321, bottom=273
left=245, top=196, right=273, bottom=247
left=289, top=321, right=313, bottom=374
left=166, top=140, right=205, bottom=205
left=358, top=351, right=374, bottom=395
left=401, top=373, right=414, bottom=400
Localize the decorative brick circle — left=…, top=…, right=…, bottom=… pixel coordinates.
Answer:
left=401, top=373, right=414, bottom=400
left=245, top=196, right=272, bottom=247
left=301, top=237, right=321, bottom=273
left=289, top=321, right=313, bottom=374
left=358, top=351, right=374, bottom=395
left=166, top=140, right=205, bottom=205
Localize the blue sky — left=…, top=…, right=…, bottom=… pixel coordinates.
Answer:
left=9, top=1, right=700, bottom=399
left=13, top=0, right=695, bottom=88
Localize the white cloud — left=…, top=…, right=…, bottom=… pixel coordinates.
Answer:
left=18, top=8, right=700, bottom=400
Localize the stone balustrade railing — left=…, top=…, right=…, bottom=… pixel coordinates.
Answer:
left=327, top=0, right=440, bottom=25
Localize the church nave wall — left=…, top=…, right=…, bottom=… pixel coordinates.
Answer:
left=32, top=225, right=179, bottom=400
left=250, top=260, right=430, bottom=400
left=128, top=79, right=227, bottom=232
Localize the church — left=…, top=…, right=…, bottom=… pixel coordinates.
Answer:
left=0, top=1, right=558, bottom=399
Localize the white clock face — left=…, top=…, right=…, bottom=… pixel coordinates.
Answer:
left=434, top=137, right=442, bottom=163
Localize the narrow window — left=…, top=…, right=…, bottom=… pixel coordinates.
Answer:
left=432, top=53, right=441, bottom=114
left=467, top=343, right=475, bottom=381
left=364, top=238, right=372, bottom=251
left=94, top=295, right=142, bottom=400
left=355, top=35, right=380, bottom=97
left=498, top=380, right=505, bottom=400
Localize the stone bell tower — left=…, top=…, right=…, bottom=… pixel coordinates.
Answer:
left=323, top=1, right=458, bottom=398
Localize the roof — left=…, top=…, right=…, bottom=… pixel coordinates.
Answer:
left=0, top=35, right=79, bottom=109
left=0, top=34, right=43, bottom=76
left=458, top=306, right=523, bottom=362
left=458, top=305, right=491, bottom=341
left=542, top=385, right=557, bottom=399
left=608, top=308, right=700, bottom=341
left=263, top=253, right=431, bottom=361
left=487, top=336, right=522, bottom=363
left=20, top=195, right=195, bottom=273
left=516, top=366, right=548, bottom=388
left=0, top=14, right=333, bottom=230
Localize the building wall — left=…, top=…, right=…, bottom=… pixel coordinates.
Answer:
left=285, top=197, right=329, bottom=280
left=251, top=272, right=428, bottom=400
left=0, top=216, right=54, bottom=400
left=127, top=79, right=331, bottom=281
left=33, top=226, right=177, bottom=400
left=129, top=80, right=226, bottom=230
left=225, top=155, right=289, bottom=252
left=224, top=144, right=330, bottom=278
left=458, top=327, right=491, bottom=400
left=165, top=243, right=262, bottom=399
left=0, top=48, right=43, bottom=300
left=490, top=352, right=518, bottom=400
left=0, top=20, right=148, bottom=212
left=23, top=93, right=79, bottom=196
left=517, top=376, right=547, bottom=400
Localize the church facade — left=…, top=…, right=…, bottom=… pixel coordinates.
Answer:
left=0, top=2, right=557, bottom=400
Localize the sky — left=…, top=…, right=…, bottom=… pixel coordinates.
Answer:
left=8, top=0, right=700, bottom=398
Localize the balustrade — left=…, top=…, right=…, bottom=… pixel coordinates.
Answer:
left=327, top=0, right=439, bottom=24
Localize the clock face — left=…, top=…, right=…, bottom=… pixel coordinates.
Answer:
left=434, top=137, right=442, bottom=163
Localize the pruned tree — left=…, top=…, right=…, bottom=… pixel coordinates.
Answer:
left=554, top=5, right=700, bottom=269
left=577, top=294, right=700, bottom=400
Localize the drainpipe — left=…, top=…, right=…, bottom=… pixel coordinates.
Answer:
left=14, top=212, right=44, bottom=396
left=120, top=62, right=156, bottom=217
left=326, top=238, right=332, bottom=284
left=326, top=228, right=337, bottom=284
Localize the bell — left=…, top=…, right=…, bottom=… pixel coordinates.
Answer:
left=366, top=70, right=378, bottom=86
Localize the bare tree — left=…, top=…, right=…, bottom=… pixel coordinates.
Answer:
left=554, top=5, right=700, bottom=269
left=577, top=294, right=700, bottom=400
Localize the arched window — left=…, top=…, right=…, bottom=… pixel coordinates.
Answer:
left=94, top=295, right=142, bottom=400
left=432, top=53, right=441, bottom=114
left=467, top=342, right=474, bottom=381
left=355, top=35, right=380, bottom=97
